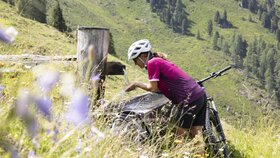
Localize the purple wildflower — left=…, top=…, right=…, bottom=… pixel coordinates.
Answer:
left=28, top=150, right=35, bottom=158
left=66, top=90, right=89, bottom=125
left=36, top=71, right=59, bottom=93
left=76, top=138, right=83, bottom=154
left=0, top=28, right=12, bottom=44
left=35, top=96, right=52, bottom=118
left=27, top=119, right=38, bottom=138
left=0, top=85, right=4, bottom=92
left=91, top=73, right=101, bottom=82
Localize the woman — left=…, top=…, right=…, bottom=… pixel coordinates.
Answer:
left=125, top=39, right=207, bottom=141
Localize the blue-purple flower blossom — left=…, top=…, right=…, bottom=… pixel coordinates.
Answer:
left=35, top=96, right=52, bottom=118
left=36, top=71, right=59, bottom=93
left=91, top=73, right=101, bottom=82
left=66, top=89, right=89, bottom=125
left=0, top=28, right=12, bottom=44
left=28, top=150, right=35, bottom=158
left=0, top=85, right=4, bottom=93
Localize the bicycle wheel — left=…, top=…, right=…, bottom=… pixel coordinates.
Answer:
left=204, top=107, right=230, bottom=158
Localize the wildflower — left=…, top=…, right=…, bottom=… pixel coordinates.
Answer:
left=35, top=96, right=52, bottom=118
left=36, top=71, right=59, bottom=93
left=91, top=73, right=101, bottom=82
left=66, top=89, right=89, bottom=125
left=76, top=138, right=83, bottom=154
left=28, top=150, right=35, bottom=158
left=0, top=85, right=4, bottom=92
left=32, top=139, right=40, bottom=149
left=139, top=156, right=149, bottom=158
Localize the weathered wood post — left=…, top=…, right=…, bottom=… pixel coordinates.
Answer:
left=77, top=26, right=110, bottom=107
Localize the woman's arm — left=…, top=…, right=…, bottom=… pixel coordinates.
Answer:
left=125, top=81, right=160, bottom=92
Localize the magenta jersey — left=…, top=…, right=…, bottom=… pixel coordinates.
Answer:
left=147, top=57, right=205, bottom=104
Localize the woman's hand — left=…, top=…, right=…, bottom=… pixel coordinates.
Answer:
left=125, top=82, right=137, bottom=92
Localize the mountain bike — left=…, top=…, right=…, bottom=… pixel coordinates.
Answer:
left=110, top=66, right=232, bottom=157
left=197, top=65, right=231, bottom=158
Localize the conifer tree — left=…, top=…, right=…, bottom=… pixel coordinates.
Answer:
left=241, top=0, right=249, bottom=8
left=223, top=9, right=227, bottom=21
left=223, top=42, right=230, bottom=55
left=196, top=30, right=201, bottom=40
left=17, top=0, right=47, bottom=23
left=276, top=30, right=280, bottom=42
left=173, top=0, right=185, bottom=26
left=261, top=12, right=271, bottom=29
left=249, top=0, right=258, bottom=13
left=271, top=15, right=278, bottom=32
left=257, top=9, right=263, bottom=20
left=214, top=11, right=221, bottom=24
left=181, top=18, right=188, bottom=35
left=47, top=1, right=67, bottom=32
left=259, top=50, right=267, bottom=81
left=207, top=20, right=213, bottom=37
left=265, top=68, right=275, bottom=91
left=213, top=31, right=219, bottom=50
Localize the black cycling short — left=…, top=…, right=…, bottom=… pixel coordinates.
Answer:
left=174, top=94, right=207, bottom=129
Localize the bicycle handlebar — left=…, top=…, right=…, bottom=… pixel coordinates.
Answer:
left=197, top=65, right=232, bottom=85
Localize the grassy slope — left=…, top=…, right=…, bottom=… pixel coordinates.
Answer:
left=1, top=0, right=280, bottom=157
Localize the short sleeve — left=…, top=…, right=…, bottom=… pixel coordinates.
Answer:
left=147, top=59, right=160, bottom=81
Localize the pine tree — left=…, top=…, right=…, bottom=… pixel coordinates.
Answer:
left=265, top=68, right=275, bottom=91
left=223, top=9, right=227, bottom=21
left=257, top=9, right=263, bottom=20
left=241, top=0, right=249, bottom=8
left=207, top=20, right=213, bottom=37
left=276, top=29, right=280, bottom=42
left=261, top=12, right=271, bottom=29
left=173, top=0, right=184, bottom=26
left=17, top=0, right=47, bottom=23
left=47, top=1, right=67, bottom=32
left=150, top=0, right=156, bottom=12
left=223, top=42, right=230, bottom=55
left=259, top=50, right=267, bottom=81
left=181, top=18, right=188, bottom=35
left=249, top=0, right=258, bottom=13
left=213, top=31, right=219, bottom=50
left=195, top=30, right=201, bottom=40
left=214, top=11, right=221, bottom=24
left=271, top=15, right=278, bottom=33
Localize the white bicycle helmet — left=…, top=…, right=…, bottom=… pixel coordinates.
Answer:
left=127, top=39, right=151, bottom=60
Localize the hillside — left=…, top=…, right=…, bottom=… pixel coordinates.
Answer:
left=1, top=0, right=280, bottom=157
left=56, top=0, right=280, bottom=123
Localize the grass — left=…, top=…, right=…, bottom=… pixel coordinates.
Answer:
left=1, top=0, right=280, bottom=157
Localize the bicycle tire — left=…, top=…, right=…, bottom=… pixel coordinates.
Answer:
left=205, top=107, right=230, bottom=158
